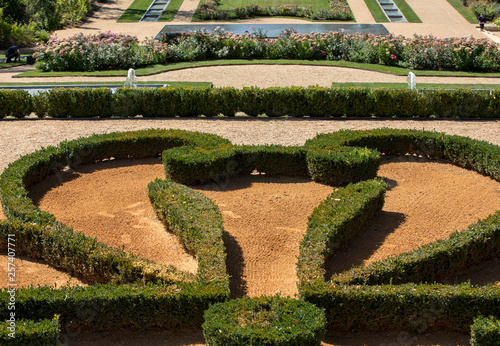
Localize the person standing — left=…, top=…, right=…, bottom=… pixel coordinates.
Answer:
left=478, top=13, right=486, bottom=31
left=5, top=46, right=21, bottom=63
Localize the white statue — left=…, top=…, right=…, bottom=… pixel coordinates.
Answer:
left=407, top=71, right=416, bottom=91
left=124, top=68, right=138, bottom=88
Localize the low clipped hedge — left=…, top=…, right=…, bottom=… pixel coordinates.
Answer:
left=0, top=316, right=60, bottom=346
left=148, top=179, right=229, bottom=287
left=164, top=144, right=379, bottom=186
left=299, top=128, right=500, bottom=334
left=297, top=178, right=388, bottom=293
left=0, top=129, right=232, bottom=333
left=303, top=283, right=500, bottom=333
left=0, top=282, right=227, bottom=332
left=2, top=86, right=500, bottom=118
left=0, top=220, right=194, bottom=284
left=202, top=296, right=326, bottom=346
left=303, top=128, right=500, bottom=285
left=471, top=316, right=500, bottom=345
left=306, top=147, right=380, bottom=186
left=2, top=127, right=500, bottom=341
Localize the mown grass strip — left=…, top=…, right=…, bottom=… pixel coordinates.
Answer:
left=447, top=0, right=477, bottom=23
left=0, top=81, right=212, bottom=88
left=17, top=59, right=500, bottom=78
left=159, top=0, right=184, bottom=21
left=393, top=0, right=421, bottom=22
left=363, top=0, right=389, bottom=22
left=118, top=0, right=152, bottom=22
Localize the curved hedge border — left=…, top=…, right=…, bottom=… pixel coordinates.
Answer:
left=148, top=178, right=228, bottom=286
left=0, top=129, right=231, bottom=284
left=299, top=128, right=500, bottom=333
left=2, top=128, right=500, bottom=341
left=202, top=295, right=326, bottom=345
left=2, top=86, right=500, bottom=119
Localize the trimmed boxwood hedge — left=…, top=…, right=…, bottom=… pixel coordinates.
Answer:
left=299, top=128, right=500, bottom=334
left=2, top=86, right=500, bottom=118
left=0, top=316, right=60, bottom=345
left=202, top=295, right=326, bottom=346
left=471, top=316, right=500, bottom=345
left=297, top=178, right=389, bottom=293
left=148, top=178, right=229, bottom=286
left=0, top=129, right=232, bottom=334
left=2, top=127, right=500, bottom=341
left=163, top=144, right=379, bottom=186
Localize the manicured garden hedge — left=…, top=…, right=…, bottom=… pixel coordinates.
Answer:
left=0, top=129, right=233, bottom=334
left=203, top=295, right=326, bottom=345
left=163, top=144, right=379, bottom=186
left=148, top=179, right=229, bottom=286
left=0, top=282, right=228, bottom=332
left=0, top=316, right=60, bottom=346
left=298, top=129, right=500, bottom=334
left=1, top=87, right=499, bottom=119
left=303, top=283, right=500, bottom=333
left=2, top=128, right=500, bottom=342
left=471, top=316, right=500, bottom=345
left=297, top=178, right=389, bottom=292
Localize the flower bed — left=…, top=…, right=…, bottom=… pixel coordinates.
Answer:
left=33, top=30, right=500, bottom=72
left=194, top=0, right=352, bottom=21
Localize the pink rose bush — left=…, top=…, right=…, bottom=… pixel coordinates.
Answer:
left=34, top=30, right=500, bottom=72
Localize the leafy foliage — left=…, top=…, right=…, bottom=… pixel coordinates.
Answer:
left=203, top=296, right=326, bottom=345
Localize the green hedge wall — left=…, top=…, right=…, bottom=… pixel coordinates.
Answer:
left=148, top=179, right=229, bottom=287
left=303, top=128, right=500, bottom=285
left=0, top=220, right=194, bottom=284
left=471, top=316, right=500, bottom=345
left=299, top=128, right=500, bottom=334
left=303, top=283, right=500, bottom=333
left=0, top=316, right=60, bottom=346
left=2, top=127, right=500, bottom=340
left=164, top=144, right=379, bottom=187
left=0, top=129, right=232, bottom=332
left=2, top=87, right=500, bottom=118
left=0, top=129, right=230, bottom=284
left=0, top=282, right=228, bottom=332
left=297, top=179, right=389, bottom=293
left=202, top=295, right=326, bottom=346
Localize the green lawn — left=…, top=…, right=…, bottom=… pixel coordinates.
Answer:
left=159, top=0, right=185, bottom=21
left=364, top=0, right=389, bottom=22
left=118, top=0, right=152, bottom=22
left=0, top=81, right=213, bottom=88
left=16, top=60, right=500, bottom=78
left=118, top=0, right=182, bottom=22
left=393, top=0, right=421, bottom=22
left=217, top=0, right=329, bottom=11
left=446, top=0, right=477, bottom=23
left=363, top=0, right=421, bottom=23
left=0, top=62, right=26, bottom=69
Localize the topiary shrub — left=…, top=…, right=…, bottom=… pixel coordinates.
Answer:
left=202, top=295, right=326, bottom=346
left=0, top=316, right=60, bottom=346
left=471, top=316, right=500, bottom=345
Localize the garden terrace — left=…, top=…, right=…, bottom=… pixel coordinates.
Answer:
left=1, top=128, right=500, bottom=344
